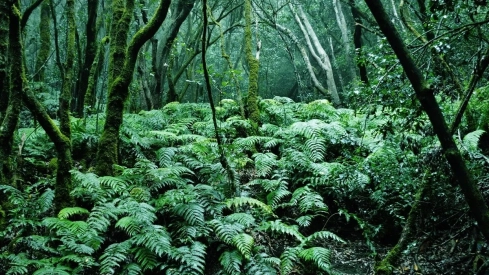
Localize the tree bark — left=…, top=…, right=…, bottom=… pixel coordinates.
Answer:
left=95, top=0, right=172, bottom=176
left=290, top=4, right=341, bottom=106
left=0, top=0, right=22, bottom=188
left=73, top=0, right=99, bottom=116
left=244, top=0, right=260, bottom=131
left=350, top=0, right=369, bottom=84
left=364, top=0, right=489, bottom=267
left=33, top=1, right=51, bottom=82
left=153, top=0, right=195, bottom=109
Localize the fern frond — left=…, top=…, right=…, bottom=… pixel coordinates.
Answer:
left=0, top=185, right=26, bottom=207
left=304, top=231, right=345, bottom=245
left=260, top=220, right=304, bottom=242
left=225, top=213, right=256, bottom=227
left=232, top=233, right=254, bottom=259
left=290, top=186, right=328, bottom=214
left=219, top=250, right=243, bottom=275
left=58, top=207, right=89, bottom=220
left=226, top=197, right=274, bottom=215
left=209, top=219, right=244, bottom=245
left=36, top=188, right=55, bottom=213
left=304, top=138, right=326, bottom=162
left=173, top=203, right=205, bottom=226
left=115, top=217, right=141, bottom=236
left=168, top=241, right=206, bottom=274
left=87, top=202, right=119, bottom=233
left=99, top=176, right=128, bottom=194
left=296, top=215, right=312, bottom=228
left=298, top=247, right=332, bottom=272
left=280, top=247, right=301, bottom=275
left=253, top=153, right=277, bottom=177
left=99, top=240, right=132, bottom=275
left=131, top=225, right=171, bottom=257
left=463, top=130, right=485, bottom=152
left=121, top=263, right=142, bottom=275
left=133, top=247, right=158, bottom=271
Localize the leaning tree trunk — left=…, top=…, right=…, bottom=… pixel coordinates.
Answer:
left=363, top=0, right=489, bottom=273
left=95, top=0, right=172, bottom=176
left=349, top=0, right=369, bottom=85
left=244, top=0, right=260, bottom=132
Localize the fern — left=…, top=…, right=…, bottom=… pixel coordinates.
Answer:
left=463, top=129, right=485, bottom=152
left=99, top=240, right=132, bottom=274
left=280, top=247, right=301, bottom=274
left=253, top=153, right=278, bottom=177
left=167, top=241, right=206, bottom=274
left=58, top=207, right=89, bottom=220
left=32, top=265, right=72, bottom=275
left=173, top=202, right=205, bottom=226
left=225, top=213, right=256, bottom=227
left=260, top=220, right=304, bottom=242
left=298, top=247, right=332, bottom=272
left=289, top=186, right=328, bottom=214
left=210, top=219, right=245, bottom=245
left=226, top=197, right=274, bottom=215
left=232, top=233, right=254, bottom=259
left=219, top=250, right=243, bottom=275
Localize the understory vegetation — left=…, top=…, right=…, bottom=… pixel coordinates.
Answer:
left=2, top=95, right=489, bottom=274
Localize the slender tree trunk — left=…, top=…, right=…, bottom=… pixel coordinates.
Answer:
left=350, top=0, right=369, bottom=84
left=244, top=0, right=260, bottom=131
left=33, top=1, right=51, bottom=82
left=331, top=0, right=356, bottom=82
left=364, top=1, right=489, bottom=272
left=0, top=1, right=10, bottom=122
left=153, top=0, right=195, bottom=109
left=95, top=0, right=172, bottom=176
left=73, top=0, right=99, bottom=116
left=291, top=4, right=341, bottom=106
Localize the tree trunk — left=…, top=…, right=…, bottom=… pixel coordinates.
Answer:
left=73, top=0, right=99, bottom=116
left=33, top=1, right=51, bottom=82
left=95, top=0, right=172, bottom=176
left=0, top=0, right=22, bottom=188
left=350, top=0, right=369, bottom=85
left=331, top=0, right=356, bottom=82
left=364, top=0, right=489, bottom=261
left=153, top=0, right=195, bottom=109
left=244, top=0, right=260, bottom=132
left=291, top=4, right=341, bottom=106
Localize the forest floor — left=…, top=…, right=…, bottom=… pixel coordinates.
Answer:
left=329, top=229, right=488, bottom=274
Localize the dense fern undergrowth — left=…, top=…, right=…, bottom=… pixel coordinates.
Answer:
left=1, top=97, right=487, bottom=274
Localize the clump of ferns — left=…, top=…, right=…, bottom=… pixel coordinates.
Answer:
left=259, top=97, right=300, bottom=127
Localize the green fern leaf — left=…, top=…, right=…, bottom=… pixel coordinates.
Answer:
left=226, top=197, right=274, bottom=215
left=174, top=202, right=205, bottom=226
left=298, top=247, right=332, bottom=272
left=232, top=233, right=254, bottom=259
left=115, top=217, right=141, bottom=236
left=58, top=207, right=89, bottom=220
left=210, top=219, right=244, bottom=245
left=253, top=152, right=277, bottom=177
left=225, top=213, right=256, bottom=227
left=131, top=225, right=171, bottom=257
left=36, top=188, right=55, bottom=213
left=260, top=220, right=304, bottom=242
left=99, top=176, right=128, bottom=194
left=305, top=231, right=345, bottom=245
left=99, top=240, right=132, bottom=274
left=463, top=130, right=485, bottom=152
left=220, top=250, right=243, bottom=275
left=280, top=247, right=300, bottom=275
left=133, top=247, right=158, bottom=271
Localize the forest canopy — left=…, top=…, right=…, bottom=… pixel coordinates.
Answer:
left=1, top=0, right=489, bottom=274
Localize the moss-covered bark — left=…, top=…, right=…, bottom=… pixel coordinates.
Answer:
left=244, top=0, right=260, bottom=132
left=74, top=0, right=98, bottom=116
left=95, top=0, right=172, bottom=176
left=0, top=0, right=22, bottom=188
left=0, top=1, right=9, bottom=121
left=84, top=37, right=108, bottom=113
left=33, top=1, right=50, bottom=82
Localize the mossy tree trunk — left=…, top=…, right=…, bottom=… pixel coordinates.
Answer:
left=0, top=0, right=22, bottom=188
left=73, top=0, right=99, bottom=116
left=33, top=0, right=50, bottom=82
left=364, top=0, right=489, bottom=262
left=349, top=0, right=369, bottom=85
left=95, top=0, right=172, bottom=176
left=244, top=0, right=260, bottom=132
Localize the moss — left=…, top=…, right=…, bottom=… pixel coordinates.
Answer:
left=243, top=0, right=260, bottom=133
